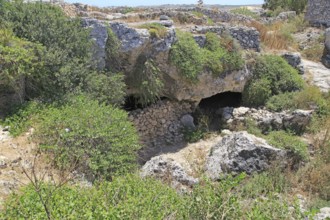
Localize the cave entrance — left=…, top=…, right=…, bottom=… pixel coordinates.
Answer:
left=196, top=92, right=242, bottom=131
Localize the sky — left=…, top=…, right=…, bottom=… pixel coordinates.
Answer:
left=65, top=0, right=264, bottom=7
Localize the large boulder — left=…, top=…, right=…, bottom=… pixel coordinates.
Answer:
left=141, top=156, right=199, bottom=188
left=322, top=28, right=330, bottom=68
left=281, top=52, right=304, bottom=74
left=220, top=107, right=313, bottom=135
left=82, top=18, right=108, bottom=70
left=205, top=132, right=286, bottom=179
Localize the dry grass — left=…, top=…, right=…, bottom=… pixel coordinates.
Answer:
left=247, top=21, right=293, bottom=50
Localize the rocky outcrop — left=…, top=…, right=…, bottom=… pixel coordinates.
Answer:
left=301, top=59, right=330, bottom=92
left=276, top=11, right=296, bottom=21
left=82, top=18, right=108, bottom=70
left=306, top=0, right=330, bottom=27
left=141, top=156, right=198, bottom=189
left=322, top=28, right=330, bottom=68
left=191, top=25, right=260, bottom=51
left=314, top=207, right=330, bottom=220
left=205, top=132, right=286, bottom=179
left=281, top=52, right=304, bottom=74
left=219, top=107, right=313, bottom=135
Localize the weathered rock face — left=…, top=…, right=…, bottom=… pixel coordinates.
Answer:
left=301, top=59, right=330, bottom=92
left=129, top=100, right=194, bottom=148
left=281, top=52, right=304, bottom=74
left=107, top=21, right=252, bottom=103
left=276, top=11, right=296, bottom=21
left=82, top=18, right=108, bottom=70
left=191, top=25, right=260, bottom=51
left=306, top=0, right=330, bottom=27
left=219, top=107, right=313, bottom=135
left=205, top=132, right=286, bottom=179
left=322, top=28, right=330, bottom=68
left=141, top=156, right=199, bottom=189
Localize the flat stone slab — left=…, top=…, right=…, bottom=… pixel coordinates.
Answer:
left=302, top=59, right=330, bottom=92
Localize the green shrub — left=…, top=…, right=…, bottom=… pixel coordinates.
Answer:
left=85, top=72, right=126, bottom=106
left=0, top=175, right=185, bottom=220
left=243, top=55, right=305, bottom=107
left=266, top=130, right=309, bottom=161
left=230, top=7, right=259, bottom=19
left=170, top=31, right=244, bottom=81
left=2, top=1, right=94, bottom=98
left=266, top=92, right=297, bottom=111
left=32, top=96, right=140, bottom=180
left=4, top=101, right=45, bottom=136
left=266, top=86, right=329, bottom=113
left=263, top=0, right=307, bottom=14
left=128, top=56, right=164, bottom=106
left=139, top=23, right=167, bottom=38
left=170, top=31, right=204, bottom=82
left=105, top=27, right=121, bottom=72
left=0, top=173, right=305, bottom=219
left=187, top=174, right=245, bottom=219
left=0, top=29, right=44, bottom=106
left=243, top=78, right=272, bottom=107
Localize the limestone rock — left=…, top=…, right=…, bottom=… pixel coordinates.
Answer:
left=160, top=15, right=170, bottom=20
left=305, top=0, right=330, bottom=27
left=314, top=207, right=330, bottom=220
left=205, top=131, right=286, bottom=179
left=82, top=18, right=108, bottom=70
left=282, top=110, right=313, bottom=135
left=282, top=52, right=301, bottom=67
left=110, top=22, right=150, bottom=52
left=141, top=156, right=199, bottom=187
left=221, top=107, right=313, bottom=135
left=301, top=59, right=330, bottom=92
left=0, top=156, right=8, bottom=169
left=180, top=114, right=196, bottom=130
left=276, top=11, right=296, bottom=21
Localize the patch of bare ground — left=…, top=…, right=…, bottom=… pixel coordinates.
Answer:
left=162, top=133, right=223, bottom=178
left=0, top=128, right=80, bottom=209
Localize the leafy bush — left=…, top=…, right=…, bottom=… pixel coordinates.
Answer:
left=0, top=175, right=184, bottom=219
left=243, top=55, right=305, bottom=107
left=267, top=130, right=309, bottom=161
left=0, top=29, right=44, bottom=105
left=105, top=27, right=121, bottom=72
left=266, top=86, right=329, bottom=113
left=170, top=31, right=243, bottom=81
left=266, top=92, right=296, bottom=111
left=170, top=31, right=204, bottom=82
left=263, top=0, right=307, bottom=14
left=2, top=1, right=93, bottom=98
left=32, top=96, right=140, bottom=180
left=128, top=56, right=164, bottom=106
left=230, top=7, right=259, bottom=19
left=1, top=172, right=305, bottom=219
left=242, top=78, right=272, bottom=107
left=4, top=101, right=45, bottom=136
left=85, top=72, right=126, bottom=106
left=139, top=23, right=167, bottom=38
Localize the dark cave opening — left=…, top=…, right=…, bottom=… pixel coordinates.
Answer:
left=198, top=92, right=242, bottom=110
left=196, top=92, right=242, bottom=131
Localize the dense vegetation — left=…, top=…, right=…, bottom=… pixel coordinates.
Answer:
left=170, top=31, right=244, bottom=82
left=243, top=55, right=305, bottom=107
left=1, top=173, right=307, bottom=219
left=263, top=0, right=308, bottom=15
